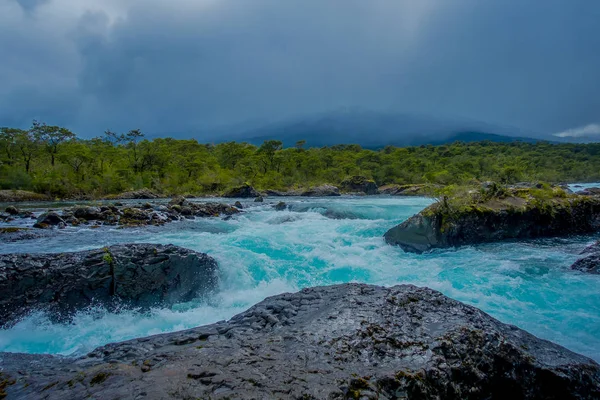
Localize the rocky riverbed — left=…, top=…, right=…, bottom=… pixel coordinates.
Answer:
left=0, top=196, right=240, bottom=231
left=1, top=194, right=600, bottom=398
left=1, top=283, right=599, bottom=399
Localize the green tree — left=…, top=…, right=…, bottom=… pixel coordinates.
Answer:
left=31, top=121, right=76, bottom=166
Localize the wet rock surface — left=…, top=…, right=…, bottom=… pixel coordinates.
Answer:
left=33, top=212, right=66, bottom=229
left=0, top=244, right=218, bottom=325
left=0, top=227, right=52, bottom=242
left=571, top=240, right=600, bottom=274
left=1, top=283, right=599, bottom=399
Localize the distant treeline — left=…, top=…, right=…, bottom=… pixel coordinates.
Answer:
left=1, top=122, right=599, bottom=197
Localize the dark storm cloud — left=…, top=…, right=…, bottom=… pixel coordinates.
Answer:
left=0, top=0, right=599, bottom=137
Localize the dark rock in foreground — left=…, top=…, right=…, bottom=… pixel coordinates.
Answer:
left=0, top=244, right=218, bottom=325
left=222, top=184, right=260, bottom=198
left=572, top=240, right=600, bottom=274
left=385, top=186, right=600, bottom=253
left=2, top=283, right=599, bottom=399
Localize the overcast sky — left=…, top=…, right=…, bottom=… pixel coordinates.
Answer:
left=1, top=0, right=599, bottom=138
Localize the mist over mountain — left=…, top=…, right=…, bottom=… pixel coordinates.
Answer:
left=213, top=109, right=549, bottom=148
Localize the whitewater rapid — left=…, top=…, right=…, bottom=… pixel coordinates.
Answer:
left=0, top=195, right=599, bottom=361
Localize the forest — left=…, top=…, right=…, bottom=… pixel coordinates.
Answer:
left=1, top=122, right=600, bottom=198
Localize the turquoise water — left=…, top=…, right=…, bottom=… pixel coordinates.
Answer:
left=0, top=195, right=599, bottom=361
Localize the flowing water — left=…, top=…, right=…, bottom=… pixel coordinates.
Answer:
left=1, top=194, right=599, bottom=361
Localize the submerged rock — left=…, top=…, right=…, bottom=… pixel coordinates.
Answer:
left=301, top=184, right=341, bottom=197
left=322, top=208, right=359, bottom=220
left=254, top=196, right=264, bottom=202
left=385, top=187, right=600, bottom=253
left=571, top=240, right=600, bottom=274
left=234, top=201, right=243, bottom=209
left=5, top=206, right=19, bottom=215
left=0, top=244, right=218, bottom=324
left=264, top=189, right=302, bottom=196
left=340, top=176, right=379, bottom=195
left=273, top=201, right=287, bottom=211
left=2, top=283, right=599, bottom=399
left=223, top=184, right=260, bottom=198
left=0, top=227, right=52, bottom=242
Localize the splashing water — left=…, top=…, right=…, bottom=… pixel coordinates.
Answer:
left=0, top=196, right=599, bottom=361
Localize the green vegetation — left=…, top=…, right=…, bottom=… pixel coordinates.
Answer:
left=426, top=182, right=582, bottom=231
left=1, top=121, right=600, bottom=198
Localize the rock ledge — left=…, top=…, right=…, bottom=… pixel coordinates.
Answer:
left=0, top=244, right=218, bottom=324
left=2, top=283, right=599, bottom=399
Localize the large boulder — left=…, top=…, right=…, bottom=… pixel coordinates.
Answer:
left=301, top=184, right=341, bottom=197
left=0, top=244, right=218, bottom=324
left=5, top=206, right=19, bottom=215
left=2, top=283, right=599, bottom=399
left=385, top=189, right=600, bottom=253
left=33, top=212, right=65, bottom=229
left=340, top=176, right=379, bottom=195
left=222, top=184, right=260, bottom=198
left=571, top=241, right=600, bottom=274
left=72, top=206, right=102, bottom=220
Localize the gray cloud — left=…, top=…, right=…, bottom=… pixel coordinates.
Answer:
left=554, top=124, right=600, bottom=138
left=0, top=0, right=599, bottom=138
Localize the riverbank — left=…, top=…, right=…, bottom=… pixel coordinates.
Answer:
left=0, top=183, right=440, bottom=203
